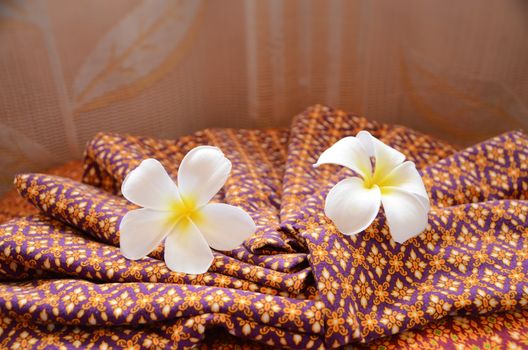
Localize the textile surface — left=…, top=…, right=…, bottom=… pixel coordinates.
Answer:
left=0, top=105, right=527, bottom=349
left=2, top=0, right=528, bottom=196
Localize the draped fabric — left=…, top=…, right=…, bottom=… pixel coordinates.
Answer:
left=0, top=105, right=527, bottom=349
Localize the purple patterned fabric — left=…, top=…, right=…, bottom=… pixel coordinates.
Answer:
left=0, top=105, right=527, bottom=349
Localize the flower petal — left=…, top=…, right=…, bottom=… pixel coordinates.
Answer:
left=379, top=161, right=430, bottom=210
left=121, top=158, right=180, bottom=210
left=177, top=146, right=232, bottom=206
left=195, top=203, right=256, bottom=251
left=381, top=187, right=429, bottom=244
left=357, top=131, right=405, bottom=179
left=324, top=177, right=381, bottom=235
left=119, top=208, right=173, bottom=260
left=164, top=220, right=214, bottom=274
left=313, top=137, right=372, bottom=178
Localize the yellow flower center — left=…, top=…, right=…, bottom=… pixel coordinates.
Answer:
left=167, top=196, right=203, bottom=229
left=363, top=171, right=381, bottom=190
left=362, top=160, right=395, bottom=193
left=363, top=175, right=376, bottom=189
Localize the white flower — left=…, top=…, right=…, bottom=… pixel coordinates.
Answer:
left=119, top=146, right=256, bottom=274
left=314, top=131, right=430, bottom=243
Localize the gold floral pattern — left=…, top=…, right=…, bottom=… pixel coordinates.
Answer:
left=0, top=105, right=527, bottom=349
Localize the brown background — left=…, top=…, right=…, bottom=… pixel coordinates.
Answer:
left=1, top=0, right=528, bottom=195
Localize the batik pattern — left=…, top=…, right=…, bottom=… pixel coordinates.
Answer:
left=0, top=105, right=527, bottom=349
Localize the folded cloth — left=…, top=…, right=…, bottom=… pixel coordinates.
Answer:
left=1, top=105, right=527, bottom=349
left=2, top=165, right=528, bottom=350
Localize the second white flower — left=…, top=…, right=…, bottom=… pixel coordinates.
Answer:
left=314, top=131, right=430, bottom=243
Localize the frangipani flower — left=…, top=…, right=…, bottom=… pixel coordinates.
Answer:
left=314, top=131, right=430, bottom=243
left=119, top=146, right=256, bottom=274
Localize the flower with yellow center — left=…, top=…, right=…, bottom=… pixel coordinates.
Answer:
left=314, top=131, right=430, bottom=243
left=119, top=146, right=256, bottom=274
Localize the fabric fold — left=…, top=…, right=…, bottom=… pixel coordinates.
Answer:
left=0, top=104, right=527, bottom=349
left=282, top=106, right=528, bottom=345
